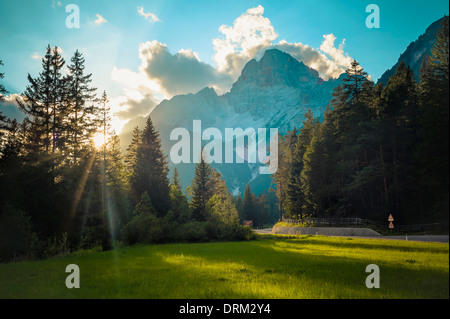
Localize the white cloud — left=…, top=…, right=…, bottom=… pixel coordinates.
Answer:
left=212, top=5, right=277, bottom=77
left=94, top=14, right=107, bottom=25
left=31, top=52, right=41, bottom=60
left=137, top=6, right=160, bottom=23
left=319, top=34, right=352, bottom=70
left=51, top=1, right=62, bottom=8
left=211, top=5, right=352, bottom=81
left=110, top=41, right=233, bottom=122
left=138, top=41, right=232, bottom=96
left=110, top=69, right=160, bottom=120
left=0, top=94, right=26, bottom=121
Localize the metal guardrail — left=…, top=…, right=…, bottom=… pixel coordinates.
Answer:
left=282, top=217, right=447, bottom=232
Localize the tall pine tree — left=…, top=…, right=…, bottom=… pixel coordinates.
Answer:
left=66, top=50, right=98, bottom=163
left=417, top=16, right=449, bottom=220
left=190, top=151, right=212, bottom=221
left=130, top=117, right=170, bottom=217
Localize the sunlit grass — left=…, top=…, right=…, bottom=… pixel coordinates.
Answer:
left=0, top=235, right=448, bottom=299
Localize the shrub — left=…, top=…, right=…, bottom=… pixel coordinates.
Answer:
left=176, top=221, right=208, bottom=242
left=0, top=205, right=33, bottom=262
left=45, top=232, right=71, bottom=257
left=121, top=211, right=163, bottom=245
left=80, top=226, right=111, bottom=251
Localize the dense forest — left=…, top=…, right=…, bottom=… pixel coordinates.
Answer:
left=0, top=46, right=272, bottom=262
left=0, top=17, right=448, bottom=263
left=272, top=17, right=449, bottom=225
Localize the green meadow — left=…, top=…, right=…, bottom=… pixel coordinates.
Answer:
left=0, top=235, right=448, bottom=299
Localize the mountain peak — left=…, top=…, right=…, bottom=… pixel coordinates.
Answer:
left=232, top=49, right=320, bottom=90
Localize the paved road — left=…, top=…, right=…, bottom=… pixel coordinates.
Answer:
left=254, top=228, right=449, bottom=243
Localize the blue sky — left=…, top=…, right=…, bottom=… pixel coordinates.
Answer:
left=0, top=0, right=448, bottom=132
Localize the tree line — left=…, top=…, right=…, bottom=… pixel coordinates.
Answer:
left=272, top=17, right=448, bottom=225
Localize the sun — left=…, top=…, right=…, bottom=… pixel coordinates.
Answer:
left=93, top=132, right=106, bottom=149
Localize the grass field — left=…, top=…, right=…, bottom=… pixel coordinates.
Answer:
left=0, top=235, right=448, bottom=299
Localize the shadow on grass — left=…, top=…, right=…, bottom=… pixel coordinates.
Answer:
left=0, top=239, right=448, bottom=299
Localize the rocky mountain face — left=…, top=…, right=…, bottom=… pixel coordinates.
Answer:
left=378, top=16, right=446, bottom=85
left=143, top=49, right=344, bottom=195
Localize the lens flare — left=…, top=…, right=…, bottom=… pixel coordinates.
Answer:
left=93, top=132, right=106, bottom=148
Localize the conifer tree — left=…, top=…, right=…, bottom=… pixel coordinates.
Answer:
left=343, top=60, right=370, bottom=104
left=66, top=50, right=98, bottom=163
left=169, top=167, right=191, bottom=222
left=105, top=134, right=131, bottom=229
left=285, top=109, right=317, bottom=219
left=18, top=45, right=53, bottom=155
left=172, top=166, right=182, bottom=191
left=190, top=151, right=212, bottom=221
left=209, top=168, right=229, bottom=198
left=417, top=16, right=449, bottom=218
left=241, top=183, right=255, bottom=223
left=0, top=59, right=8, bottom=132
left=124, top=126, right=142, bottom=180
left=271, top=130, right=297, bottom=220
left=130, top=117, right=170, bottom=216
left=377, top=61, right=419, bottom=220
left=49, top=46, right=65, bottom=153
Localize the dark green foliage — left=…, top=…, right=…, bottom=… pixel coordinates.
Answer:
left=240, top=184, right=272, bottom=228
left=190, top=152, right=212, bottom=221
left=416, top=16, right=449, bottom=221
left=121, top=192, right=162, bottom=244
left=0, top=59, right=8, bottom=130
left=65, top=50, right=98, bottom=162
left=130, top=117, right=171, bottom=216
left=0, top=205, right=33, bottom=262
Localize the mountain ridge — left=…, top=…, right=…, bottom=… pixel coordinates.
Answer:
left=378, top=16, right=446, bottom=84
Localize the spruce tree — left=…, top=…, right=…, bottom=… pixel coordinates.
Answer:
left=49, top=46, right=65, bottom=153
left=172, top=167, right=182, bottom=191
left=241, top=183, right=256, bottom=224
left=343, top=59, right=370, bottom=104
left=271, top=130, right=297, bottom=221
left=0, top=59, right=6, bottom=100
left=285, top=109, right=318, bottom=219
left=169, top=166, right=191, bottom=222
left=130, top=117, right=170, bottom=217
left=105, top=134, right=131, bottom=230
left=377, top=62, right=419, bottom=221
left=18, top=45, right=53, bottom=155
left=209, top=168, right=228, bottom=198
left=66, top=50, right=98, bottom=163
left=190, top=151, right=212, bottom=221
left=417, top=16, right=449, bottom=219
left=0, top=59, right=8, bottom=132
left=124, top=126, right=142, bottom=181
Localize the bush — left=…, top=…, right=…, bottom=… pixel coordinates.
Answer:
left=232, top=225, right=256, bottom=241
left=176, top=221, right=208, bottom=242
left=0, top=205, right=33, bottom=262
left=121, top=211, right=163, bottom=245
left=44, top=232, right=71, bottom=257
left=80, top=226, right=112, bottom=251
